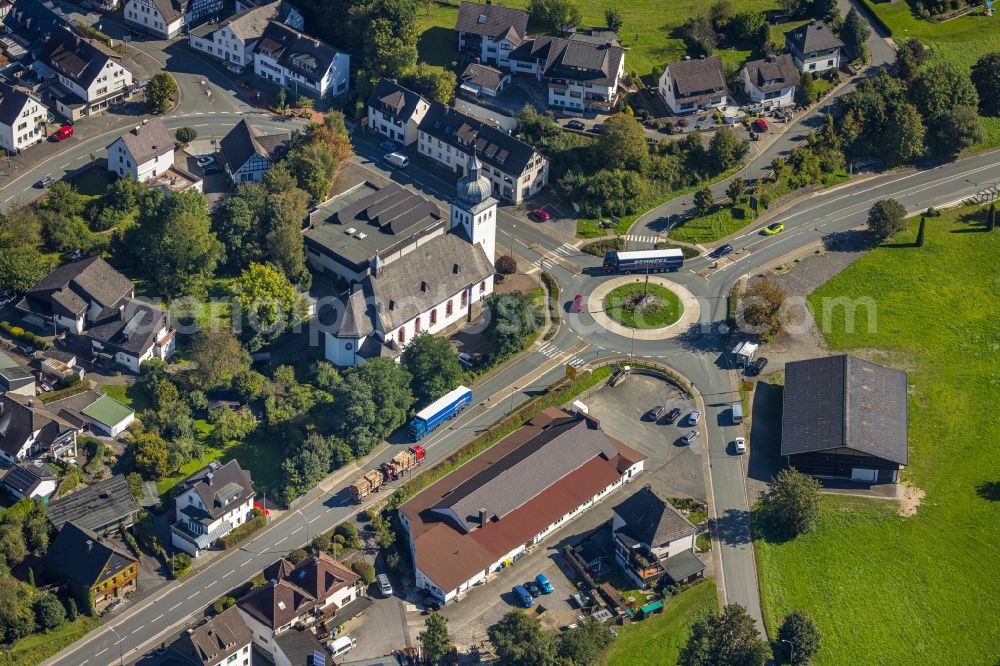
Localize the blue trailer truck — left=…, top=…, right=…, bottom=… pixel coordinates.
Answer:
left=408, top=385, right=473, bottom=440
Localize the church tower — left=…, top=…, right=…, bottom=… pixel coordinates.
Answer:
left=451, top=152, right=498, bottom=264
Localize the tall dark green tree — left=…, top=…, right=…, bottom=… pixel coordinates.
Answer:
left=604, top=7, right=623, bottom=32
left=866, top=198, right=908, bottom=243
left=914, top=216, right=925, bottom=247
left=840, top=8, right=869, bottom=62
left=146, top=73, right=177, bottom=113
left=694, top=186, right=714, bottom=216
left=708, top=126, right=749, bottom=172
left=487, top=611, right=558, bottom=666
left=418, top=613, right=452, bottom=666
left=778, top=610, right=822, bottom=665
left=761, top=468, right=822, bottom=537
left=403, top=333, right=464, bottom=405
left=679, top=603, right=770, bottom=666
left=971, top=52, right=1000, bottom=116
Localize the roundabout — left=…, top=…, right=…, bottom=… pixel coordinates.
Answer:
left=586, top=275, right=701, bottom=341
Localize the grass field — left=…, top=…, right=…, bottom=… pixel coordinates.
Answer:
left=603, top=282, right=683, bottom=329
left=603, top=580, right=717, bottom=666
left=10, top=615, right=101, bottom=666
left=754, top=206, right=1000, bottom=664
left=417, top=0, right=795, bottom=83
left=862, top=0, right=1000, bottom=148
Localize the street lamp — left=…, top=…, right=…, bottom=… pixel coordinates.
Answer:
left=108, top=625, right=125, bottom=666
left=780, top=639, right=794, bottom=664
left=510, top=223, right=516, bottom=257
left=507, top=386, right=518, bottom=416
left=295, top=509, right=310, bottom=542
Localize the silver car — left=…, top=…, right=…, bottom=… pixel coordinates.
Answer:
left=688, top=410, right=701, bottom=425
left=681, top=430, right=700, bottom=445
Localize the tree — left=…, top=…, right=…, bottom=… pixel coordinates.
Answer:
left=708, top=126, right=749, bottom=172
left=762, top=468, right=821, bottom=536
left=234, top=262, right=304, bottom=347
left=351, top=560, right=376, bottom=584
left=910, top=61, right=979, bottom=119
left=275, top=87, right=287, bottom=112
left=146, top=73, right=177, bottom=113
left=604, top=7, right=623, bottom=32
left=405, top=63, right=458, bottom=104
left=189, top=329, right=251, bottom=390
left=330, top=373, right=380, bottom=456
left=287, top=548, right=309, bottom=564
left=66, top=597, right=78, bottom=622
left=896, top=38, right=928, bottom=82
left=681, top=15, right=717, bottom=54
left=971, top=52, right=1000, bottom=116
left=0, top=246, right=53, bottom=296
left=132, top=430, right=170, bottom=479
left=811, top=0, right=838, bottom=20
left=484, top=292, right=540, bottom=362
left=34, top=593, right=66, bottom=631
left=741, top=278, right=786, bottom=338
left=495, top=255, right=517, bottom=275
left=597, top=113, right=648, bottom=172
left=989, top=203, right=997, bottom=232
left=234, top=369, right=269, bottom=402
left=403, top=333, right=464, bottom=405
left=335, top=522, right=361, bottom=549
left=419, top=613, right=452, bottom=665
left=915, top=216, right=925, bottom=247
left=866, top=198, right=908, bottom=242
left=795, top=72, right=817, bottom=106
left=708, top=0, right=733, bottom=30
left=778, top=610, right=821, bottom=665
left=126, top=472, right=144, bottom=503
left=679, top=603, right=770, bottom=666
left=558, top=617, right=615, bottom=665
left=487, top=611, right=559, bottom=666
left=881, top=101, right=925, bottom=165
left=0, top=523, right=26, bottom=568
left=529, top=0, right=582, bottom=30
left=694, top=186, right=714, bottom=216
left=212, top=196, right=258, bottom=269
left=927, top=105, right=983, bottom=157
left=175, top=127, right=198, bottom=143
left=211, top=406, right=257, bottom=444
left=351, top=358, right=414, bottom=440
left=726, top=177, right=746, bottom=204
left=732, top=11, right=765, bottom=42
left=840, top=7, right=869, bottom=62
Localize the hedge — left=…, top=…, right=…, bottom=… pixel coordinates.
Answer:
left=218, top=508, right=266, bottom=549
left=540, top=271, right=560, bottom=341
left=39, top=383, right=91, bottom=404
left=0, top=320, right=50, bottom=350
left=581, top=238, right=625, bottom=257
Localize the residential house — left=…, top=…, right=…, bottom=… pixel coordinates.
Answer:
left=171, top=460, right=255, bottom=556
left=39, top=349, right=85, bottom=386
left=40, top=27, right=133, bottom=120
left=1, top=461, right=59, bottom=500
left=508, top=35, right=625, bottom=113
left=0, top=349, right=34, bottom=397
left=237, top=553, right=359, bottom=659
left=782, top=355, right=908, bottom=484
left=399, top=408, right=645, bottom=602
left=611, top=486, right=703, bottom=589
left=46, top=390, right=135, bottom=437
left=454, top=0, right=529, bottom=69
left=3, top=0, right=68, bottom=55
left=45, top=521, right=138, bottom=612
left=365, top=77, right=431, bottom=146
left=658, top=56, right=728, bottom=115
left=87, top=293, right=176, bottom=374
left=123, top=0, right=187, bottom=38
left=272, top=629, right=328, bottom=666
left=740, top=53, right=798, bottom=109
left=173, top=606, right=253, bottom=666
left=188, top=0, right=304, bottom=73
left=47, top=474, right=140, bottom=535
left=0, top=83, right=48, bottom=154
left=308, top=162, right=496, bottom=366
left=252, top=21, right=349, bottom=99
left=417, top=100, right=548, bottom=203
left=106, top=119, right=175, bottom=183
left=0, top=393, right=80, bottom=465
left=219, top=118, right=289, bottom=183
left=785, top=20, right=843, bottom=73
left=459, top=62, right=509, bottom=97
left=18, top=256, right=134, bottom=335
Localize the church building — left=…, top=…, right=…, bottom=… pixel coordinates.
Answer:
left=307, top=154, right=497, bottom=366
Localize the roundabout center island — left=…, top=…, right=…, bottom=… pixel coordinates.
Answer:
left=588, top=276, right=701, bottom=341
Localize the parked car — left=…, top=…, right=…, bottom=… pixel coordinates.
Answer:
left=733, top=437, right=747, bottom=454
left=712, top=244, right=734, bottom=258
left=528, top=208, right=551, bottom=222
left=525, top=580, right=541, bottom=597
left=749, top=357, right=768, bottom=375
left=647, top=405, right=664, bottom=421
left=196, top=155, right=215, bottom=167
left=535, top=574, right=554, bottom=594
left=379, top=139, right=399, bottom=152
left=590, top=123, right=603, bottom=133
left=384, top=151, right=409, bottom=168
left=688, top=410, right=701, bottom=425
left=752, top=118, right=768, bottom=132
left=50, top=125, right=74, bottom=141
left=377, top=573, right=393, bottom=597
left=458, top=352, right=475, bottom=369
left=762, top=223, right=784, bottom=235
left=565, top=120, right=585, bottom=131
left=664, top=407, right=681, bottom=424
left=204, top=163, right=222, bottom=174
left=680, top=430, right=700, bottom=445
left=570, top=295, right=584, bottom=313
left=512, top=585, right=534, bottom=608
left=36, top=175, right=54, bottom=188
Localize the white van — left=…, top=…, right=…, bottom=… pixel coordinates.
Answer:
left=328, top=635, right=357, bottom=658
left=377, top=573, right=393, bottom=597
left=384, top=152, right=409, bottom=168
left=731, top=402, right=744, bottom=424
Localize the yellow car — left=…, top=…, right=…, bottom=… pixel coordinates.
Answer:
left=763, top=223, right=784, bottom=235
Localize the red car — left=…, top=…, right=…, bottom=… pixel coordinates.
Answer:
left=570, top=295, right=584, bottom=313
left=528, top=208, right=551, bottom=222
left=51, top=125, right=74, bottom=141
left=751, top=118, right=768, bottom=133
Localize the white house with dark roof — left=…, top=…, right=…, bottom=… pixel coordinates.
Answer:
left=0, top=462, right=59, bottom=500
left=311, top=154, right=497, bottom=366
left=173, top=606, right=252, bottom=666
left=0, top=349, right=35, bottom=397
left=220, top=118, right=289, bottom=183
left=0, top=83, right=47, bottom=154
left=0, top=392, right=80, bottom=465
left=366, top=78, right=431, bottom=146
left=455, top=0, right=529, bottom=69
left=252, top=21, right=349, bottom=99
left=417, top=100, right=548, bottom=203
left=171, top=460, right=255, bottom=556
left=658, top=56, right=729, bottom=115
left=785, top=20, right=844, bottom=73
left=188, top=0, right=303, bottom=73
left=3, top=0, right=68, bottom=55
left=459, top=62, right=509, bottom=97
left=106, top=119, right=174, bottom=182
left=87, top=297, right=174, bottom=374
left=123, top=0, right=187, bottom=38
left=740, top=53, right=798, bottom=109
left=40, top=27, right=133, bottom=120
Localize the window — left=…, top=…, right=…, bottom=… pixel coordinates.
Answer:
left=430, top=309, right=437, bottom=325
left=398, top=327, right=406, bottom=343
left=446, top=300, right=453, bottom=316
left=415, top=316, right=421, bottom=333
left=461, top=291, right=468, bottom=307
left=479, top=280, right=486, bottom=293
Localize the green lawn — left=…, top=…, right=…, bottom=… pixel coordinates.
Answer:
left=754, top=206, right=1000, bottom=664
left=603, top=282, right=683, bottom=329
left=669, top=203, right=757, bottom=244
left=417, top=1, right=792, bottom=83
left=9, top=615, right=101, bottom=666
left=862, top=0, right=1000, bottom=149
left=100, top=382, right=154, bottom=412
left=604, top=580, right=717, bottom=666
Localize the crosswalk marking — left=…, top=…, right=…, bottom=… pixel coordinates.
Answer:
left=625, top=234, right=658, bottom=244
left=538, top=343, right=561, bottom=358
left=539, top=258, right=553, bottom=269
left=554, top=243, right=576, bottom=256
left=568, top=356, right=586, bottom=368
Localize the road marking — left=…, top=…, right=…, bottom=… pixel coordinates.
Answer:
left=169, top=602, right=181, bottom=611
left=151, top=615, right=163, bottom=623
left=291, top=526, right=302, bottom=534
left=224, top=569, right=236, bottom=577
left=187, top=592, right=198, bottom=599
left=308, top=515, right=321, bottom=523
left=242, top=558, right=252, bottom=566
left=275, top=536, right=287, bottom=545
left=205, top=580, right=217, bottom=588
left=95, top=649, right=107, bottom=657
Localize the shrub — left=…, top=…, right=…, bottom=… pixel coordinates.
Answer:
left=336, top=522, right=360, bottom=549
left=175, top=127, right=198, bottom=143
left=212, top=596, right=235, bottom=614
left=351, top=560, right=376, bottom=585
left=288, top=547, right=309, bottom=564
left=172, top=552, right=192, bottom=578
left=495, top=255, right=517, bottom=275
left=218, top=508, right=266, bottom=549
left=9, top=326, right=23, bottom=338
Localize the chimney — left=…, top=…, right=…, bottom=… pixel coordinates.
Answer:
left=134, top=124, right=141, bottom=135
left=206, top=471, right=214, bottom=485
left=27, top=399, right=33, bottom=408
left=479, top=508, right=487, bottom=527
